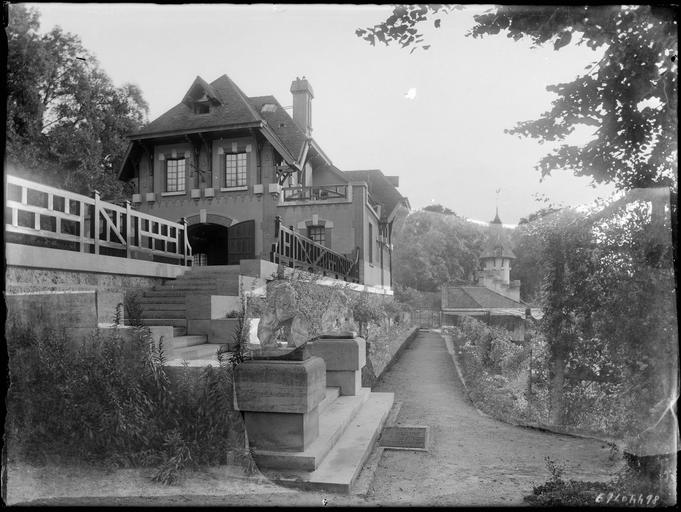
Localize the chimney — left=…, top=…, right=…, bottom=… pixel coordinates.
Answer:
left=290, top=76, right=314, bottom=136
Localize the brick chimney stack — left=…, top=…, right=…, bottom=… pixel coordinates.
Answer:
left=290, top=76, right=314, bottom=137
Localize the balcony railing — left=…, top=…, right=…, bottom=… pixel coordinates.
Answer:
left=5, top=175, right=192, bottom=265
left=270, top=216, right=360, bottom=282
left=282, top=184, right=348, bottom=202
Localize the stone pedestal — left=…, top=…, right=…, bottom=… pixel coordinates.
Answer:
left=234, top=357, right=326, bottom=451
left=308, top=336, right=366, bottom=396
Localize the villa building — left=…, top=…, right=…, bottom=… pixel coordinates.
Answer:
left=119, top=74, right=409, bottom=288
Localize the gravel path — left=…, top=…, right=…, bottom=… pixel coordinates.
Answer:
left=6, top=330, right=622, bottom=507
left=365, top=329, right=622, bottom=506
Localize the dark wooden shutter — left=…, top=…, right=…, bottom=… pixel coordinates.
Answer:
left=227, top=220, right=255, bottom=264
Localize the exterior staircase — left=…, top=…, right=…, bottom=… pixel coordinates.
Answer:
left=257, top=386, right=394, bottom=493
left=135, top=265, right=393, bottom=494
left=136, top=265, right=243, bottom=360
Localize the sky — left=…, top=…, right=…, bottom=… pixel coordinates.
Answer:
left=28, top=3, right=618, bottom=226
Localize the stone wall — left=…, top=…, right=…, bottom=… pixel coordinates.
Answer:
left=362, top=325, right=419, bottom=387
left=5, top=266, right=167, bottom=325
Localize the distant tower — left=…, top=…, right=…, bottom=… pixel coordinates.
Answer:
left=477, top=207, right=520, bottom=301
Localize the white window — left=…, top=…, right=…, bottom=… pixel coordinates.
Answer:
left=166, top=158, right=186, bottom=192
left=225, top=153, right=247, bottom=187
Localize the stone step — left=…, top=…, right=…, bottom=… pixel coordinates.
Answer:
left=140, top=318, right=187, bottom=328
left=319, top=387, right=341, bottom=415
left=171, top=335, right=208, bottom=349
left=253, top=387, right=372, bottom=472
left=138, top=302, right=186, bottom=311
left=170, top=343, right=224, bottom=361
left=143, top=290, right=187, bottom=297
left=138, top=295, right=185, bottom=304
left=186, top=265, right=241, bottom=274
left=141, top=309, right=187, bottom=319
left=173, top=327, right=186, bottom=337
left=155, top=284, right=218, bottom=291
left=174, top=275, right=237, bottom=282
left=263, top=391, right=394, bottom=494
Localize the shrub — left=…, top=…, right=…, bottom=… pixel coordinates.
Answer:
left=6, top=317, right=249, bottom=484
left=524, top=455, right=673, bottom=507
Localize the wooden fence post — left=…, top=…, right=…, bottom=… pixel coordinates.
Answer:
left=125, top=200, right=132, bottom=259
left=181, top=216, right=189, bottom=266
left=93, top=190, right=101, bottom=255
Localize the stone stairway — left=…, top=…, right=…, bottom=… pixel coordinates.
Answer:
left=257, top=386, right=393, bottom=493
left=136, top=265, right=242, bottom=358
left=235, top=337, right=394, bottom=494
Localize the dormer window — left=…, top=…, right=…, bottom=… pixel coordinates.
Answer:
left=193, top=93, right=212, bottom=114
left=195, top=102, right=210, bottom=114
left=181, top=77, right=222, bottom=116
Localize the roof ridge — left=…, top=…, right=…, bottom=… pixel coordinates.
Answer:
left=211, top=74, right=263, bottom=124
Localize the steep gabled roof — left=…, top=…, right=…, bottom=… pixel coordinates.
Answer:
left=182, top=76, right=221, bottom=106
left=132, top=75, right=263, bottom=138
left=444, top=286, right=525, bottom=310
left=248, top=95, right=307, bottom=161
left=344, top=169, right=409, bottom=222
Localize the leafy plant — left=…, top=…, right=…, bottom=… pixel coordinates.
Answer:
left=6, top=309, right=252, bottom=485
left=124, top=290, right=144, bottom=327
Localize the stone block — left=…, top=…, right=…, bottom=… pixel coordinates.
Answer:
left=326, top=369, right=362, bottom=396
left=185, top=295, right=211, bottom=320
left=239, top=259, right=279, bottom=279
left=6, top=291, right=98, bottom=334
left=308, top=337, right=366, bottom=371
left=234, top=358, right=326, bottom=414
left=244, top=409, right=319, bottom=451
left=187, top=318, right=211, bottom=335
left=207, top=318, right=239, bottom=346
left=211, top=296, right=241, bottom=319
left=186, top=295, right=241, bottom=320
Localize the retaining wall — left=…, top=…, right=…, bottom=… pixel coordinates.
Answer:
left=362, top=325, right=420, bottom=387
left=5, top=243, right=181, bottom=326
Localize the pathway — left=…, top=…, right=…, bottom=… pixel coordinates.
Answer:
left=365, top=329, right=622, bottom=506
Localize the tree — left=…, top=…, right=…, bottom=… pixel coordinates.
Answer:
left=6, top=5, right=149, bottom=201
left=357, top=5, right=678, bottom=191
left=393, top=209, right=485, bottom=291
left=423, top=203, right=456, bottom=215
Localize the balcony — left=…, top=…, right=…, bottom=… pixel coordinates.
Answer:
left=270, top=216, right=360, bottom=282
left=282, top=184, right=349, bottom=203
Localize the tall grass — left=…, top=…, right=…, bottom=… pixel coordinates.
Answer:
left=5, top=318, right=249, bottom=484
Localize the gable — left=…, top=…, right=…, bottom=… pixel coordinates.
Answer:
left=132, top=74, right=262, bottom=138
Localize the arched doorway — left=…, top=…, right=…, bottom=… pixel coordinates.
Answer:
left=188, top=223, right=230, bottom=265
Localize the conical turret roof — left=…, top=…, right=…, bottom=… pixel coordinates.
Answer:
left=480, top=209, right=515, bottom=259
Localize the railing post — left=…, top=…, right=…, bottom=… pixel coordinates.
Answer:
left=274, top=215, right=281, bottom=239
left=125, top=200, right=132, bottom=259
left=93, top=190, right=101, bottom=255
left=79, top=199, right=86, bottom=252
left=181, top=216, right=189, bottom=266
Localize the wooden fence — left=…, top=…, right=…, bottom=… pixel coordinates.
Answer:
left=270, top=216, right=360, bottom=282
left=5, top=175, right=192, bottom=265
